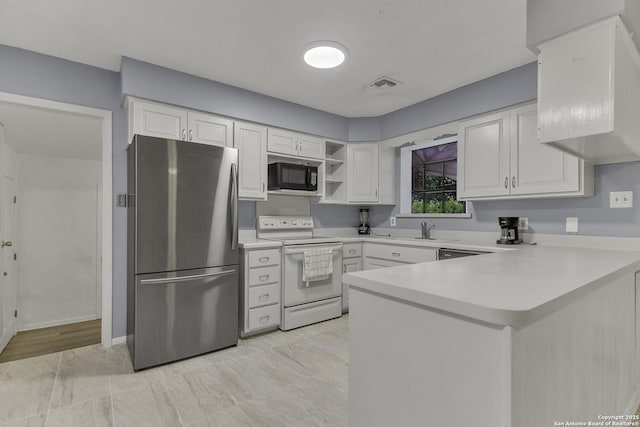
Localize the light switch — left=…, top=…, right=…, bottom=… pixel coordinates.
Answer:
left=566, top=217, right=578, bottom=233
left=518, top=217, right=528, bottom=230
left=610, top=191, right=633, bottom=208
left=390, top=217, right=396, bottom=227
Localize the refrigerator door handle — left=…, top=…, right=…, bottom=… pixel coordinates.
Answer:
left=140, top=269, right=237, bottom=285
left=230, top=162, right=238, bottom=250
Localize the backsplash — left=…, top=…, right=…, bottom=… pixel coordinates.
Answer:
left=370, top=161, right=640, bottom=238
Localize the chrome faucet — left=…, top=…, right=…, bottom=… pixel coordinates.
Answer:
left=421, top=221, right=435, bottom=239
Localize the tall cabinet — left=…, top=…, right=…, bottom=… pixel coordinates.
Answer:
left=234, top=121, right=268, bottom=200
left=347, top=143, right=379, bottom=203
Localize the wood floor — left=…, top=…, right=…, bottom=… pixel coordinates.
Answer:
left=0, top=319, right=101, bottom=363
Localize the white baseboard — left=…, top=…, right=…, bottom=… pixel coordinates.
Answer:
left=111, top=336, right=126, bottom=345
left=19, top=314, right=100, bottom=332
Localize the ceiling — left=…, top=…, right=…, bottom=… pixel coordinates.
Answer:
left=0, top=102, right=102, bottom=161
left=0, top=0, right=536, bottom=118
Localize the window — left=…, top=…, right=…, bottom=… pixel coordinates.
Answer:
left=400, top=136, right=469, bottom=217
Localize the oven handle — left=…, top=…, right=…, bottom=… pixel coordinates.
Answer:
left=284, top=244, right=343, bottom=255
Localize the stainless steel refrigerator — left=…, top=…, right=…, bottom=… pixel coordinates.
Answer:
left=127, top=135, right=239, bottom=370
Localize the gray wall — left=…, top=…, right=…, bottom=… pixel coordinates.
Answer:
left=121, top=58, right=349, bottom=141
left=378, top=62, right=538, bottom=140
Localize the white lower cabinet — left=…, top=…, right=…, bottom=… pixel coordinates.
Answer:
left=342, top=243, right=363, bottom=312
left=240, top=247, right=282, bottom=337
left=363, top=243, right=437, bottom=270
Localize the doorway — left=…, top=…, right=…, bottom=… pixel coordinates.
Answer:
left=0, top=93, right=112, bottom=357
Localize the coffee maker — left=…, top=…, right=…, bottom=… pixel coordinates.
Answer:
left=497, top=217, right=522, bottom=244
left=358, top=208, right=371, bottom=235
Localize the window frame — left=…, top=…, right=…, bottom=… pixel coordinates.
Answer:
left=399, top=135, right=471, bottom=218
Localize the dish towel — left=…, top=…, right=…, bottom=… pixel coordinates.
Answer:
left=302, top=247, right=333, bottom=286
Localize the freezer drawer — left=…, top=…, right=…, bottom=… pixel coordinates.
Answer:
left=130, top=265, right=238, bottom=370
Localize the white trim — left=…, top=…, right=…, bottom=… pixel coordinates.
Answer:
left=0, top=92, right=113, bottom=347
left=19, top=314, right=99, bottom=332
left=111, top=336, right=127, bottom=345
left=395, top=213, right=472, bottom=218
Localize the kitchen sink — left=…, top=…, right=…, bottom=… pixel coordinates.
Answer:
left=370, top=235, right=454, bottom=244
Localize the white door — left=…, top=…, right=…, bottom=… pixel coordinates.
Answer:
left=297, top=134, right=325, bottom=159
left=132, top=101, right=187, bottom=141
left=457, top=111, right=511, bottom=199
left=0, top=176, right=17, bottom=353
left=187, top=112, right=233, bottom=147
left=267, top=128, right=298, bottom=156
left=234, top=121, right=267, bottom=200
left=510, top=104, right=581, bottom=196
left=347, top=143, right=379, bottom=203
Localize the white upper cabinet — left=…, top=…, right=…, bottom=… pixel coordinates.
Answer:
left=510, top=104, right=582, bottom=196
left=234, top=121, right=268, bottom=201
left=187, top=111, right=233, bottom=147
left=458, top=103, right=593, bottom=201
left=267, top=128, right=325, bottom=160
left=457, top=111, right=511, bottom=199
left=127, top=98, right=233, bottom=147
left=128, top=100, right=187, bottom=142
left=537, top=16, right=640, bottom=164
left=347, top=143, right=379, bottom=203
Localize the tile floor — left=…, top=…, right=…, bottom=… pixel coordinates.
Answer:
left=0, top=315, right=349, bottom=427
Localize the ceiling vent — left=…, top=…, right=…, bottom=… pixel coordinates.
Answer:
left=369, top=76, right=401, bottom=90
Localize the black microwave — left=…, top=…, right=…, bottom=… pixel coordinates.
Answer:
left=268, top=162, right=318, bottom=191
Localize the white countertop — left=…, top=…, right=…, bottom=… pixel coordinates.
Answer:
left=343, top=243, right=640, bottom=328
left=238, top=237, right=282, bottom=249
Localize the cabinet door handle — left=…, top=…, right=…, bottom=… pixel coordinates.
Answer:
left=263, top=183, right=265, bottom=192
left=504, top=177, right=508, bottom=189
left=259, top=315, right=271, bottom=324
left=258, top=257, right=269, bottom=263
left=182, top=129, right=186, bottom=140
left=392, top=252, right=400, bottom=257
left=259, top=274, right=270, bottom=281
left=375, top=189, right=378, bottom=198
left=343, top=265, right=346, bottom=273
left=512, top=176, right=516, bottom=188
left=349, top=249, right=356, bottom=254
left=258, top=293, right=270, bottom=302
left=189, top=129, right=193, bottom=141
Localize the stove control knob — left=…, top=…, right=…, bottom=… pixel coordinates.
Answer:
left=292, top=220, right=298, bottom=225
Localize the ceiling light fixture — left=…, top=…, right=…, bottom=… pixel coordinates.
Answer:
left=303, top=41, right=347, bottom=69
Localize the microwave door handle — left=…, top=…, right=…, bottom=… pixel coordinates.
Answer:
left=306, top=168, right=311, bottom=187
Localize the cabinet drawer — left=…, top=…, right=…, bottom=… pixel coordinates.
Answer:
left=248, top=249, right=281, bottom=267
left=343, top=243, right=362, bottom=258
left=249, top=304, right=280, bottom=330
left=365, top=243, right=437, bottom=264
left=364, top=257, right=407, bottom=270
left=248, top=283, right=281, bottom=308
left=248, top=265, right=281, bottom=287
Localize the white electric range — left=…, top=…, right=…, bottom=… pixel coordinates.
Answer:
left=257, top=216, right=343, bottom=330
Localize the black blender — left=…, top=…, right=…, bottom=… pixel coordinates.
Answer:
left=358, top=208, right=371, bottom=235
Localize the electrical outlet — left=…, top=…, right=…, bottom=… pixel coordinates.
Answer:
left=610, top=191, right=633, bottom=208
left=518, top=217, right=528, bottom=230
left=566, top=217, right=578, bottom=233
left=390, top=217, right=396, bottom=227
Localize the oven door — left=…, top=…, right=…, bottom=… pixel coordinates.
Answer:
left=283, top=243, right=342, bottom=307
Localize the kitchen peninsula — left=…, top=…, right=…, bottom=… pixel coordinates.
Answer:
left=343, top=245, right=640, bottom=427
